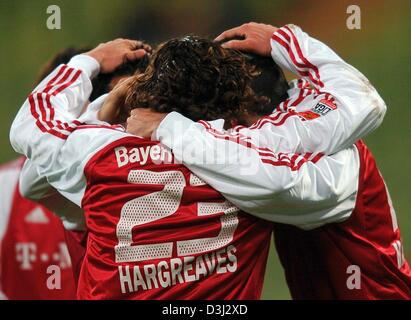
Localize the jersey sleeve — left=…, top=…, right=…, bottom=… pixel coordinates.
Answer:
left=17, top=91, right=110, bottom=202
left=9, top=55, right=129, bottom=206
left=265, top=24, right=386, bottom=153
left=156, top=114, right=360, bottom=229
left=19, top=159, right=55, bottom=200
left=10, top=54, right=99, bottom=161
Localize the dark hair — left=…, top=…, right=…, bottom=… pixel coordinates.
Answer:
left=90, top=55, right=150, bottom=101
left=244, top=54, right=289, bottom=114
left=217, top=37, right=289, bottom=115
left=125, top=35, right=268, bottom=123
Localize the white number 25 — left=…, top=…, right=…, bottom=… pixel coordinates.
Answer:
left=115, top=170, right=239, bottom=263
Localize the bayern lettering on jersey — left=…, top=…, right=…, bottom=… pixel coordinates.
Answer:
left=115, top=144, right=174, bottom=167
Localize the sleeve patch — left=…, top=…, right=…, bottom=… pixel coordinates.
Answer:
left=298, top=99, right=337, bottom=121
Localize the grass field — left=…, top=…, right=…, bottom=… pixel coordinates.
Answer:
left=0, top=1, right=409, bottom=299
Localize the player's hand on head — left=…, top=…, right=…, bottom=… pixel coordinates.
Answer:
left=141, top=42, right=153, bottom=55
left=126, top=108, right=168, bottom=139
left=86, top=39, right=147, bottom=74
left=98, top=76, right=134, bottom=124
left=215, top=22, right=278, bottom=57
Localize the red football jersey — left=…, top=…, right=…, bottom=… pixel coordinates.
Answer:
left=0, top=158, right=76, bottom=299
left=273, top=141, right=411, bottom=299
left=78, top=137, right=273, bottom=299
left=9, top=57, right=273, bottom=300
left=63, top=229, right=87, bottom=287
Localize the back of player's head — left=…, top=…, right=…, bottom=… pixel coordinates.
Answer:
left=125, top=35, right=268, bottom=124
left=217, top=37, right=289, bottom=115
left=244, top=53, right=289, bottom=115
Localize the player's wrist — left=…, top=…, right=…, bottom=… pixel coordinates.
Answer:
left=68, top=54, right=100, bottom=79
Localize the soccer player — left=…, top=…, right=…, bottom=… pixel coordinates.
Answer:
left=10, top=38, right=274, bottom=299
left=0, top=44, right=151, bottom=299
left=0, top=48, right=88, bottom=300
left=0, top=158, right=76, bottom=300
left=127, top=23, right=411, bottom=299
left=19, top=43, right=152, bottom=286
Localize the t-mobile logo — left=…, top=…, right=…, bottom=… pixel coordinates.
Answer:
left=15, top=243, right=37, bottom=270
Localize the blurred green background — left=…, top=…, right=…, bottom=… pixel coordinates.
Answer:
left=0, top=0, right=409, bottom=299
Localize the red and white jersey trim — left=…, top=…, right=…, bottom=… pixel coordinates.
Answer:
left=29, top=65, right=83, bottom=139
left=272, top=26, right=324, bottom=89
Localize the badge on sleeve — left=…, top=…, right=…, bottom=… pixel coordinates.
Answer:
left=298, top=99, right=337, bottom=120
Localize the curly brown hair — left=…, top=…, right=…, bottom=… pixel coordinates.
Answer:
left=125, top=36, right=269, bottom=123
